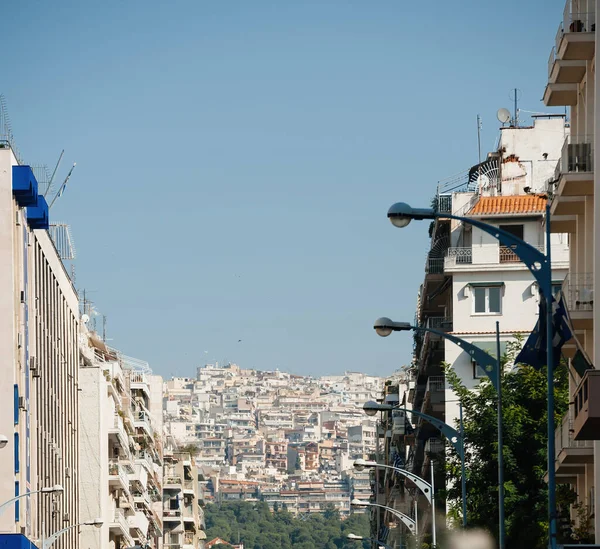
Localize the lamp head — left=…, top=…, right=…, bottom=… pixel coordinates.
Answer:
left=42, top=484, right=63, bottom=494
left=353, top=459, right=366, bottom=471
left=387, top=202, right=414, bottom=228
left=374, top=317, right=394, bottom=337
left=84, top=519, right=103, bottom=527
left=363, top=400, right=383, bottom=417
left=351, top=498, right=368, bottom=507
left=347, top=534, right=363, bottom=540
left=0, top=435, right=7, bottom=449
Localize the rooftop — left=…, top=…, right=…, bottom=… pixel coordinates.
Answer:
left=470, top=194, right=547, bottom=216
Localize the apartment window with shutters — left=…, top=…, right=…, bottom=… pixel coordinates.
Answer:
left=472, top=285, right=502, bottom=315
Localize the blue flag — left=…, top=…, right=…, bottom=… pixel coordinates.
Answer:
left=515, top=292, right=572, bottom=370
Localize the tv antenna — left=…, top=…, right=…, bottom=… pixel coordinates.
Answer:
left=509, top=88, right=522, bottom=127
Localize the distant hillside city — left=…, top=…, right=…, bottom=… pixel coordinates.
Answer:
left=163, top=363, right=389, bottom=516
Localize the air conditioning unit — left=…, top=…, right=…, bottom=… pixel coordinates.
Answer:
left=18, top=396, right=26, bottom=410
left=30, top=356, right=40, bottom=377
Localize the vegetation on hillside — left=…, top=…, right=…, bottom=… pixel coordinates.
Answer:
left=204, top=501, right=371, bottom=549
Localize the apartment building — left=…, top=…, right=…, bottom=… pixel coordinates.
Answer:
left=0, top=147, right=79, bottom=549
left=79, top=330, right=163, bottom=549
left=543, top=0, right=600, bottom=541
left=163, top=451, right=206, bottom=549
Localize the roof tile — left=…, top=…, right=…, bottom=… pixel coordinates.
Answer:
left=470, top=194, right=547, bottom=216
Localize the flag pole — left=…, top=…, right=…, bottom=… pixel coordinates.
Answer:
left=496, top=320, right=505, bottom=549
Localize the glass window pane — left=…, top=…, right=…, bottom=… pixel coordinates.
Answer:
left=488, top=287, right=501, bottom=313
left=474, top=287, right=486, bottom=313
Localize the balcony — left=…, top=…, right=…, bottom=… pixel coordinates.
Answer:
left=425, top=437, right=445, bottom=455
left=563, top=273, right=593, bottom=330
left=444, top=244, right=561, bottom=270
left=422, top=376, right=444, bottom=414
left=547, top=46, right=587, bottom=85
left=109, top=461, right=131, bottom=493
left=573, top=370, right=600, bottom=440
left=554, top=413, right=593, bottom=476
left=425, top=255, right=445, bottom=276
left=128, top=510, right=150, bottom=539
left=109, top=414, right=130, bottom=454
left=556, top=2, right=595, bottom=60
left=134, top=410, right=154, bottom=438
left=110, top=508, right=133, bottom=543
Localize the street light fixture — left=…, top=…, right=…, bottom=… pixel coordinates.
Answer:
left=42, top=518, right=103, bottom=549
left=347, top=533, right=393, bottom=549
left=386, top=199, right=556, bottom=549
left=351, top=499, right=416, bottom=535
left=0, top=485, right=63, bottom=517
left=0, top=435, right=8, bottom=449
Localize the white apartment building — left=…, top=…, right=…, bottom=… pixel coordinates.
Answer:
left=79, top=329, right=163, bottom=549
left=443, top=115, right=570, bottom=424
left=0, top=146, right=79, bottom=549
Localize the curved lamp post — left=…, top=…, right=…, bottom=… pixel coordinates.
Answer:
left=42, top=518, right=103, bottom=549
left=386, top=200, right=555, bottom=549
left=351, top=499, right=416, bottom=535
left=372, top=314, right=505, bottom=530
left=354, top=459, right=435, bottom=547
left=0, top=485, right=63, bottom=517
left=347, top=533, right=393, bottom=549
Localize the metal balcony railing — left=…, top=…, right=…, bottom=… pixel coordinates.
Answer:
left=559, top=134, right=594, bottom=174
left=426, top=317, right=452, bottom=331
left=548, top=46, right=557, bottom=78
left=563, top=273, right=594, bottom=311
left=426, top=376, right=445, bottom=393
left=437, top=195, right=452, bottom=214
left=446, top=247, right=472, bottom=265
left=425, top=256, right=444, bottom=275
left=109, top=461, right=129, bottom=488
left=425, top=437, right=445, bottom=454
left=555, top=414, right=593, bottom=460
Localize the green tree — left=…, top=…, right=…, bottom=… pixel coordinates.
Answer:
left=443, top=338, right=570, bottom=549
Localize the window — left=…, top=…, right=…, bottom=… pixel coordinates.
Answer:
left=473, top=286, right=502, bottom=314
left=472, top=360, right=488, bottom=379
left=471, top=340, right=508, bottom=380
left=499, top=225, right=524, bottom=263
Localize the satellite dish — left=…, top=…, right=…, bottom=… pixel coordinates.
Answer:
left=497, top=108, right=511, bottom=124
left=81, top=314, right=90, bottom=323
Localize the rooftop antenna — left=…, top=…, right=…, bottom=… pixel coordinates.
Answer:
left=497, top=108, right=511, bottom=127
left=44, top=149, right=64, bottom=197
left=477, top=115, right=482, bottom=164
left=510, top=88, right=522, bottom=127
left=49, top=162, right=76, bottom=209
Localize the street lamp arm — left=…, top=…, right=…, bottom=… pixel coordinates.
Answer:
left=43, top=524, right=80, bottom=549
left=372, top=463, right=432, bottom=503
left=0, top=487, right=61, bottom=517
left=412, top=325, right=500, bottom=391
left=365, top=502, right=416, bottom=533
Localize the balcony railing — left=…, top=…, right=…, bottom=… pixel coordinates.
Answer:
left=563, top=273, right=594, bottom=312
left=426, top=317, right=452, bottom=331
left=112, top=508, right=129, bottom=533
left=425, top=437, right=445, bottom=454
left=446, top=247, right=472, bottom=265
left=436, top=195, right=452, bottom=214
left=426, top=376, right=445, bottom=393
left=548, top=46, right=557, bottom=78
left=559, top=134, right=594, bottom=175
left=425, top=256, right=444, bottom=275
left=555, top=413, right=593, bottom=460
left=135, top=410, right=154, bottom=437
left=109, top=461, right=129, bottom=488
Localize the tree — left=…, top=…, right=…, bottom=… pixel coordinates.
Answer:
left=443, top=338, right=570, bottom=549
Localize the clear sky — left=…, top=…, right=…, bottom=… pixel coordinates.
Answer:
left=4, top=0, right=565, bottom=378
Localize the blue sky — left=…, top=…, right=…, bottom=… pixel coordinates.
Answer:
left=4, top=1, right=565, bottom=378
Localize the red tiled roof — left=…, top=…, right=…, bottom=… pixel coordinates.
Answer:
left=470, top=195, right=547, bottom=216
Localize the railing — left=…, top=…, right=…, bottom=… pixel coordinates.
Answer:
left=109, top=461, right=129, bottom=488
left=437, top=195, right=452, bottom=214
left=446, top=247, right=472, bottom=265
left=135, top=410, right=155, bottom=437
left=426, top=317, right=452, bottom=331
left=425, top=437, right=445, bottom=454
left=563, top=273, right=594, bottom=312
left=548, top=46, right=557, bottom=78
left=112, top=508, right=129, bottom=533
left=559, top=134, right=594, bottom=174
left=425, top=256, right=444, bottom=275
left=164, top=475, right=183, bottom=486
left=555, top=414, right=593, bottom=460
left=426, top=376, right=445, bottom=393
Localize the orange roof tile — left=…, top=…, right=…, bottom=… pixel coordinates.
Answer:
left=469, top=194, right=547, bottom=216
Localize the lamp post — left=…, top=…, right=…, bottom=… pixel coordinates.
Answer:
left=0, top=485, right=63, bottom=517
left=351, top=499, right=416, bottom=535
left=347, top=533, right=393, bottom=549
left=372, top=317, right=505, bottom=532
left=386, top=200, right=555, bottom=549
left=42, top=518, right=102, bottom=549
left=354, top=459, right=435, bottom=547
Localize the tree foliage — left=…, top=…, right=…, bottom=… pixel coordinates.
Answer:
left=443, top=338, right=570, bottom=549
left=204, top=501, right=371, bottom=549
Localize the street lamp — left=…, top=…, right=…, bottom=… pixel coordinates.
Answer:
left=386, top=200, right=555, bottom=549
left=0, top=485, right=63, bottom=517
left=354, top=459, right=436, bottom=547
left=351, top=499, right=416, bottom=535
left=347, top=533, right=393, bottom=549
left=0, top=435, right=8, bottom=449
left=371, top=315, right=505, bottom=531
left=42, top=518, right=103, bottom=549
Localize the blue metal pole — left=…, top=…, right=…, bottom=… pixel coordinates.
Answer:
left=459, top=402, right=467, bottom=529
left=496, top=321, right=505, bottom=549
left=546, top=203, right=557, bottom=549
